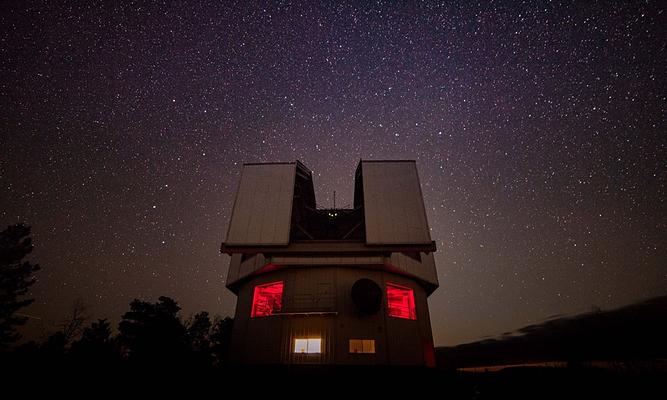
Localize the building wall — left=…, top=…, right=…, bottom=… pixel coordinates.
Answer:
left=387, top=251, right=439, bottom=289
left=226, top=252, right=437, bottom=292
left=229, top=265, right=434, bottom=366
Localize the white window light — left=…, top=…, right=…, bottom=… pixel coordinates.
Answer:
left=294, top=338, right=322, bottom=354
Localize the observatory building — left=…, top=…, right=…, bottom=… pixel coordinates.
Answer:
left=221, top=160, right=439, bottom=366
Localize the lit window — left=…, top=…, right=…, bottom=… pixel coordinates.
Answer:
left=349, top=339, right=375, bottom=354
left=386, top=283, right=416, bottom=320
left=250, top=281, right=284, bottom=317
left=294, top=338, right=321, bottom=354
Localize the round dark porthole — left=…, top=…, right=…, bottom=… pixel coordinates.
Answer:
left=351, top=278, right=382, bottom=315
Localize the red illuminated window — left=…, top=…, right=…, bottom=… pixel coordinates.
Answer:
left=250, top=281, right=284, bottom=317
left=386, top=283, right=416, bottom=320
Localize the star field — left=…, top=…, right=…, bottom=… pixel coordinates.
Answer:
left=1, top=1, right=665, bottom=345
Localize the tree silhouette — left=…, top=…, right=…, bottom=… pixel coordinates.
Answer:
left=59, top=299, right=89, bottom=344
left=0, top=223, right=40, bottom=348
left=118, top=296, right=188, bottom=366
left=210, top=316, right=234, bottom=366
left=70, top=319, right=117, bottom=366
left=187, top=311, right=212, bottom=366
left=39, top=331, right=67, bottom=364
left=81, top=319, right=113, bottom=344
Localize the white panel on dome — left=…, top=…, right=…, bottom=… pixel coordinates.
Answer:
left=362, top=160, right=432, bottom=245
left=225, top=163, right=296, bottom=245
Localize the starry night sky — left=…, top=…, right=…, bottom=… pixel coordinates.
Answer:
left=1, top=1, right=665, bottom=346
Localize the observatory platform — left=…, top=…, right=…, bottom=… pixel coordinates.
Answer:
left=221, top=160, right=438, bottom=366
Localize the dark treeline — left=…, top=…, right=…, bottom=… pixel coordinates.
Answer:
left=2, top=222, right=664, bottom=396
left=437, top=295, right=667, bottom=369
left=6, top=297, right=234, bottom=371
left=0, top=223, right=234, bottom=372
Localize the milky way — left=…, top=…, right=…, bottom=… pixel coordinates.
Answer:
left=1, top=1, right=664, bottom=345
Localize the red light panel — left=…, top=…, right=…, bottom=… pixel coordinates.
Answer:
left=387, top=283, right=416, bottom=320
left=250, top=281, right=284, bottom=317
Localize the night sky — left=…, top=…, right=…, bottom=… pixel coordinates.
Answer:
left=1, top=1, right=664, bottom=346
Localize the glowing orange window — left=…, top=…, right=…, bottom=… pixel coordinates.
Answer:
left=386, top=283, right=416, bottom=320
left=250, top=281, right=284, bottom=317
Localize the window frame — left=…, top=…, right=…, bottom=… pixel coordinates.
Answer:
left=293, top=337, right=322, bottom=354
left=386, top=282, right=417, bottom=320
left=250, top=281, right=284, bottom=318
left=349, top=339, right=376, bottom=354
